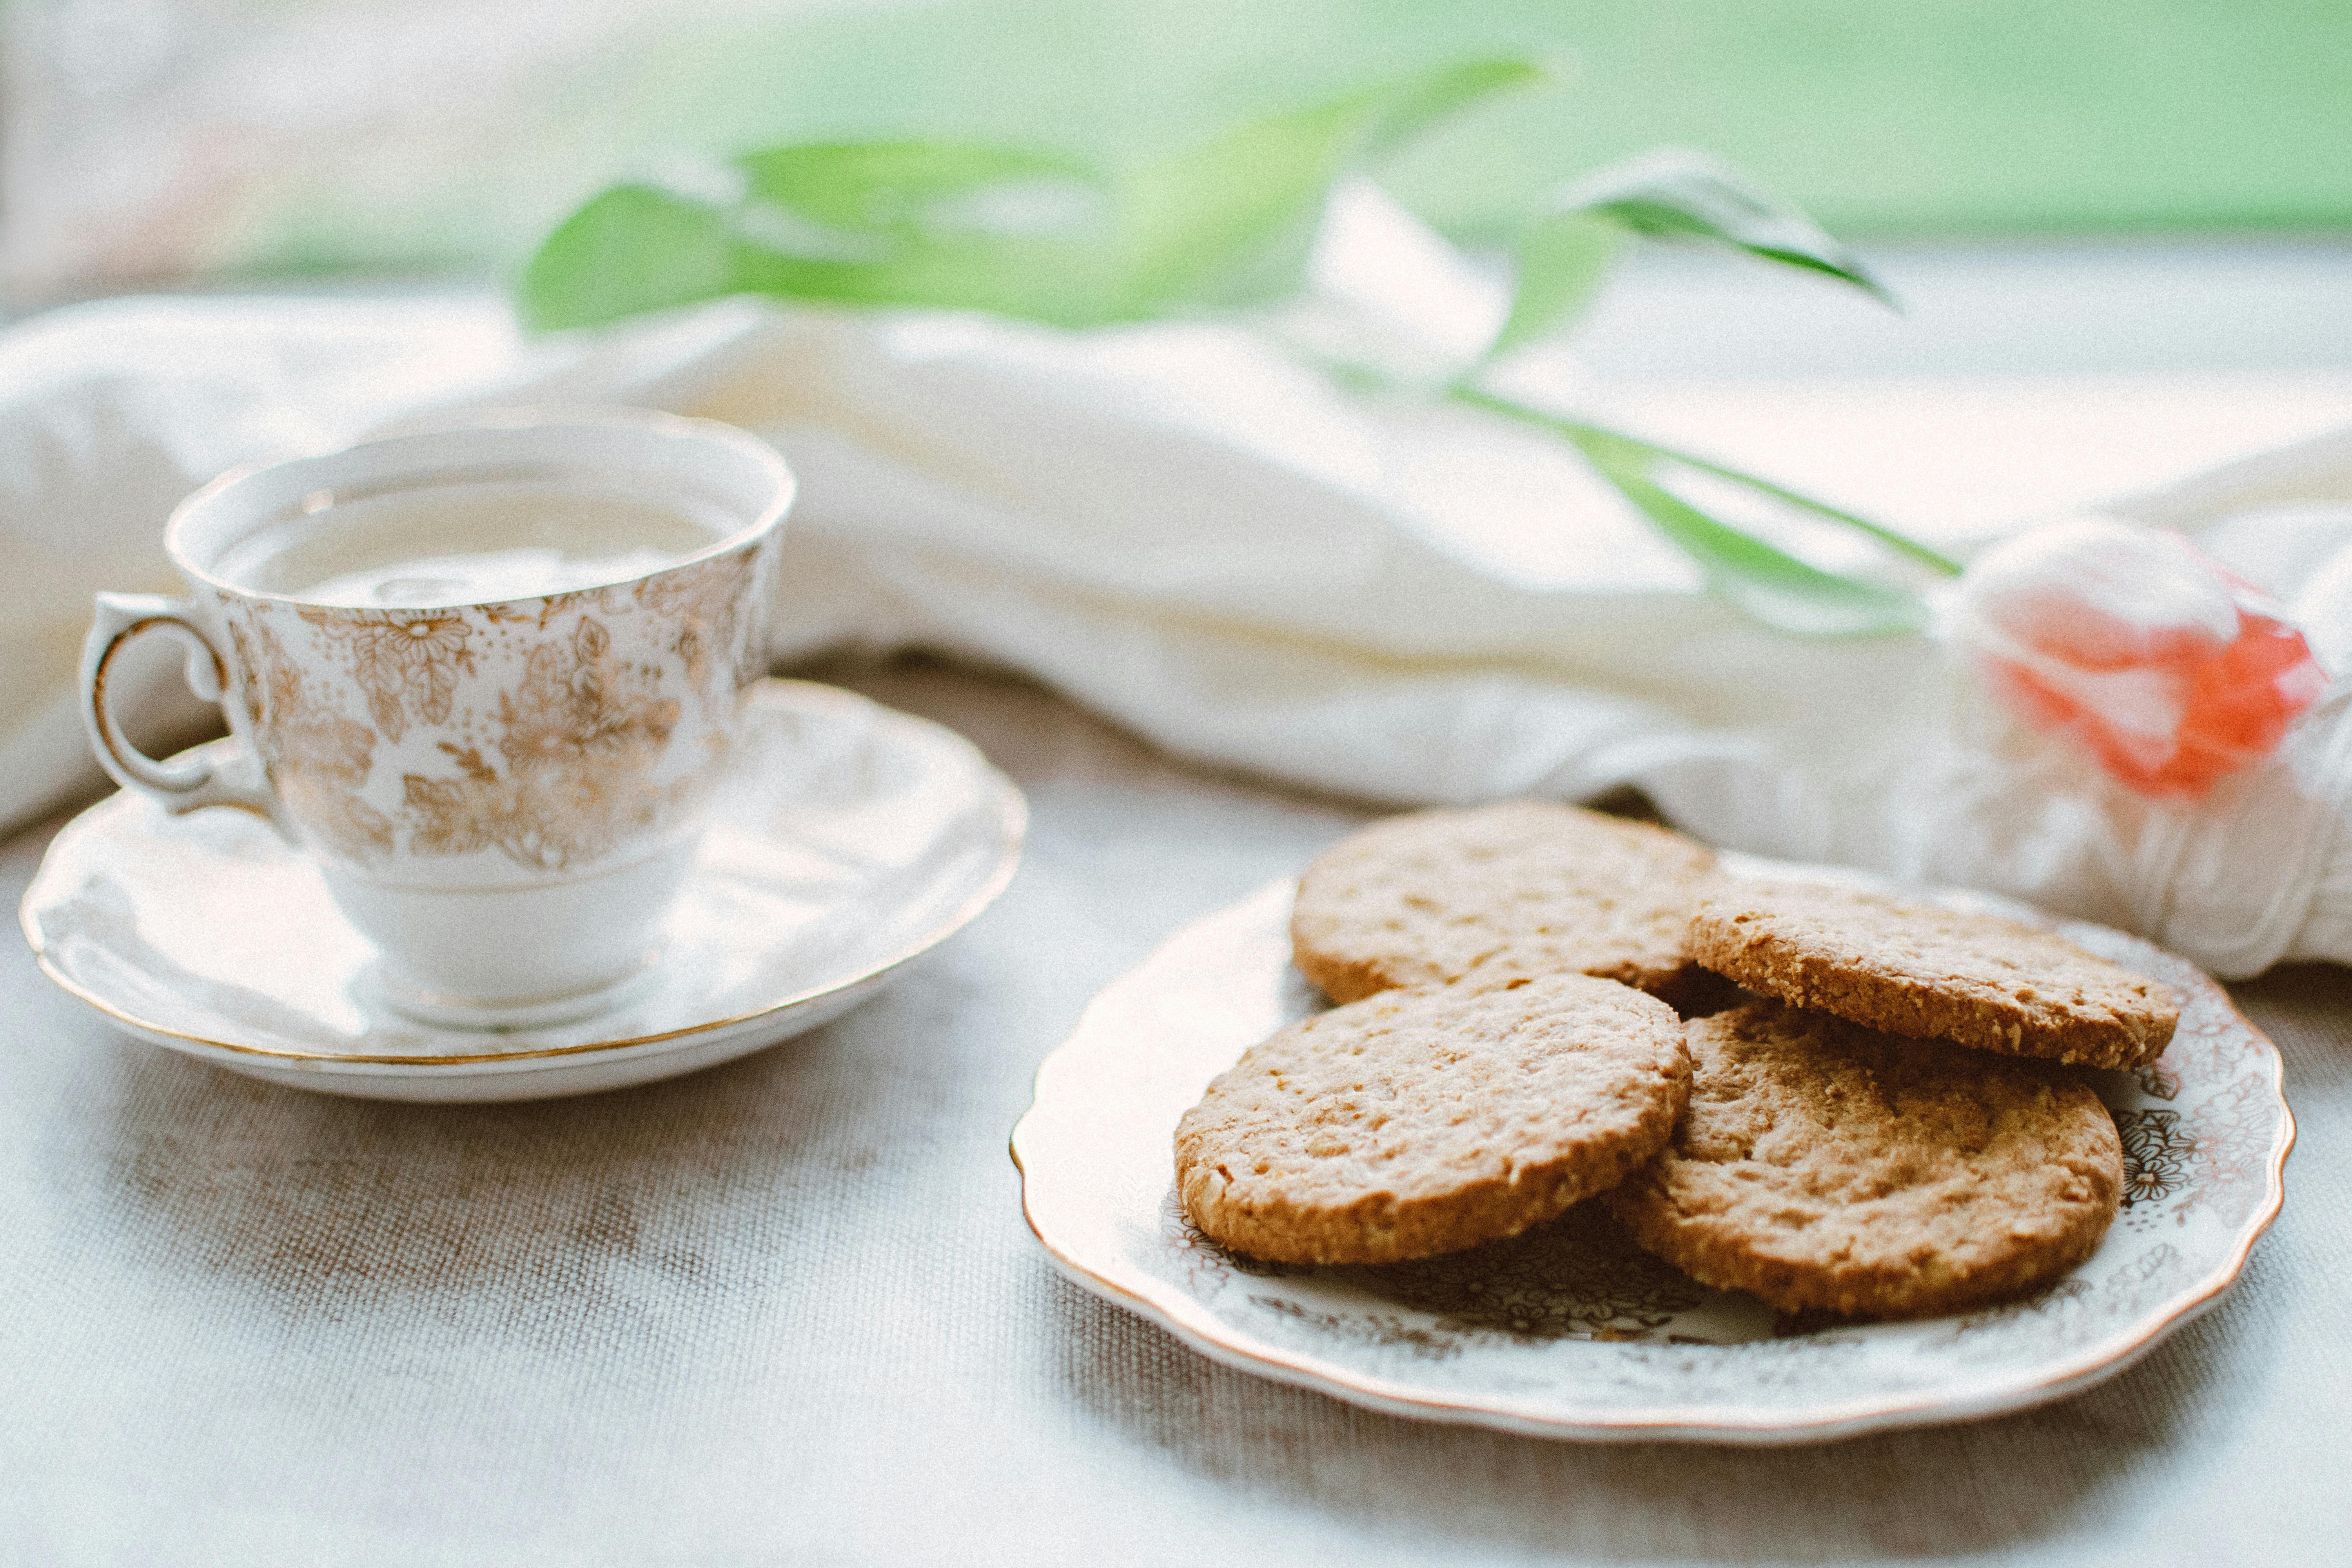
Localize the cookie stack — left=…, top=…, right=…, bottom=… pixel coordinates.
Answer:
left=1174, top=802, right=2179, bottom=1321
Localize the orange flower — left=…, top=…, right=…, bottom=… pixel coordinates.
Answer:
left=1949, top=518, right=2328, bottom=797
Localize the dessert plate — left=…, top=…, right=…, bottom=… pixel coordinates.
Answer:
left=23, top=680, right=1024, bottom=1102
left=1012, top=861, right=2292, bottom=1443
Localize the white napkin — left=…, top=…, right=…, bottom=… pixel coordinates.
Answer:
left=5, top=276, right=2352, bottom=978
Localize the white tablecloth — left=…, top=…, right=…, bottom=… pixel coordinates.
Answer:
left=4, top=662, right=2346, bottom=1567
left=12, top=264, right=2352, bottom=981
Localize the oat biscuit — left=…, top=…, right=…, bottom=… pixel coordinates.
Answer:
left=1290, top=802, right=1718, bottom=1006
left=1608, top=1000, right=2123, bottom=1319
left=1689, top=880, right=2178, bottom=1070
left=1175, top=974, right=1691, bottom=1265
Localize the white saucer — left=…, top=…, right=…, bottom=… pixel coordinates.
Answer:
left=22, top=680, right=1025, bottom=1102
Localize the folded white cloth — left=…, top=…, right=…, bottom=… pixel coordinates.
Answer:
left=5, top=283, right=2352, bottom=977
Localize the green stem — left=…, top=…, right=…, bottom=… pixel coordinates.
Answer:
left=1449, top=384, right=1965, bottom=578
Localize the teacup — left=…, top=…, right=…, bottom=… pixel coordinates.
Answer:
left=79, top=409, right=794, bottom=1027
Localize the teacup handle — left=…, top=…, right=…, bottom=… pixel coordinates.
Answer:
left=80, top=592, right=277, bottom=815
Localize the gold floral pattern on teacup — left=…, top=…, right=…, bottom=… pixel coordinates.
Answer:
left=298, top=605, right=477, bottom=740
left=227, top=612, right=397, bottom=860
left=482, top=586, right=619, bottom=630
left=635, top=552, right=756, bottom=688
left=215, top=543, right=764, bottom=878
left=403, top=617, right=687, bottom=872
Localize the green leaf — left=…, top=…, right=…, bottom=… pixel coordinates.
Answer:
left=516, top=57, right=1543, bottom=333
left=1559, top=148, right=1896, bottom=307
left=1572, top=432, right=1927, bottom=637
left=1109, top=56, right=1545, bottom=316
left=1350, top=57, right=1552, bottom=163
left=519, top=183, right=750, bottom=331
left=1108, top=98, right=1362, bottom=316
left=519, top=140, right=1125, bottom=331
left=1488, top=209, right=1622, bottom=359
left=1454, top=388, right=1939, bottom=637
left=736, top=142, right=1107, bottom=238
left=1629, top=438, right=1962, bottom=577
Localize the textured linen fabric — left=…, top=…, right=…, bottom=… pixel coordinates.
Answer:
left=3, top=664, right=2346, bottom=1567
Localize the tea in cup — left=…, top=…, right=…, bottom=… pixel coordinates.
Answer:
left=80, top=409, right=794, bottom=1027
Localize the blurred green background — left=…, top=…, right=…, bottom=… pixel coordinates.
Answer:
left=598, top=0, right=2351, bottom=235
left=8, top=0, right=2350, bottom=297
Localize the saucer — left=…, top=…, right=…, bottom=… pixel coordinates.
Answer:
left=22, top=680, right=1025, bottom=1102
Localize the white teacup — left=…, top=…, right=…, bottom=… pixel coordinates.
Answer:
left=80, top=409, right=794, bottom=1027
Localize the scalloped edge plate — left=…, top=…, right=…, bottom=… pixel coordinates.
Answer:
left=1013, top=858, right=2291, bottom=1443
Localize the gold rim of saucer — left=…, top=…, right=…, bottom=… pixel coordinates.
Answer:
left=20, top=680, right=1027, bottom=1067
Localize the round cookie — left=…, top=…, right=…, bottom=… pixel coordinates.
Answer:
left=1689, top=880, right=2179, bottom=1071
left=1175, top=974, right=1690, bottom=1265
left=1290, top=802, right=1718, bottom=1006
left=1608, top=1000, right=2123, bottom=1319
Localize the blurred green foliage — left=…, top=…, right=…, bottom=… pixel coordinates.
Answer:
left=518, top=67, right=1893, bottom=335
left=521, top=60, right=1553, bottom=331
left=248, top=0, right=2351, bottom=281
left=573, top=0, right=2351, bottom=243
